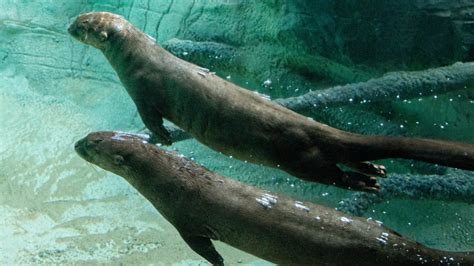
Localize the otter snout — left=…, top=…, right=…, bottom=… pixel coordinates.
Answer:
left=68, top=16, right=90, bottom=43
left=74, top=135, right=104, bottom=161
left=74, top=137, right=89, bottom=160
left=68, top=12, right=127, bottom=46
left=67, top=22, right=80, bottom=38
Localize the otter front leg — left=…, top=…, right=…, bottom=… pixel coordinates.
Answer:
left=136, top=104, right=172, bottom=145
left=148, top=122, right=172, bottom=145
left=181, top=234, right=224, bottom=266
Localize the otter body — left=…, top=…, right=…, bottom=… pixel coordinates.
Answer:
left=69, top=12, right=474, bottom=192
left=75, top=131, right=474, bottom=265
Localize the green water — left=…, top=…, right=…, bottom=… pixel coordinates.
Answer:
left=1, top=0, right=473, bottom=264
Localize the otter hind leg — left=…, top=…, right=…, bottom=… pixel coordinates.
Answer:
left=316, top=165, right=382, bottom=193
left=344, top=162, right=387, bottom=177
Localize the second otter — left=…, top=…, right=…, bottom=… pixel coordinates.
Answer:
left=75, top=131, right=474, bottom=265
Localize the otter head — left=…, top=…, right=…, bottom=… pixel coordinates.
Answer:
left=75, top=131, right=156, bottom=179
left=68, top=12, right=127, bottom=50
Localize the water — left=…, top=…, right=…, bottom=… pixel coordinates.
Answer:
left=1, top=0, right=473, bottom=264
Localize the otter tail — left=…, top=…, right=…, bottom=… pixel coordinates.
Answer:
left=341, top=133, right=474, bottom=170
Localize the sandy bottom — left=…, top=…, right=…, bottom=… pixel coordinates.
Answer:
left=0, top=198, right=268, bottom=265
left=0, top=68, right=272, bottom=265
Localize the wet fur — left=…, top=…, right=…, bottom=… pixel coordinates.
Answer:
left=69, top=12, right=474, bottom=192
left=75, top=131, right=474, bottom=265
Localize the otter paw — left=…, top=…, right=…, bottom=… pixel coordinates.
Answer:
left=345, top=162, right=387, bottom=177
left=372, top=164, right=387, bottom=177
left=149, top=132, right=173, bottom=146
left=341, top=172, right=381, bottom=193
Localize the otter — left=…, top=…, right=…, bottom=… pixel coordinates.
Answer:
left=68, top=12, right=474, bottom=192
left=75, top=131, right=474, bottom=265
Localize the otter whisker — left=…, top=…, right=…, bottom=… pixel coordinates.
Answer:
left=85, top=161, right=101, bottom=173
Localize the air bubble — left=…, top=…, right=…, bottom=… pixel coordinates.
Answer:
left=340, top=217, right=353, bottom=224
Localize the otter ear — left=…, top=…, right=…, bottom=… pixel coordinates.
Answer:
left=113, top=155, right=124, bottom=165
left=99, top=31, right=108, bottom=41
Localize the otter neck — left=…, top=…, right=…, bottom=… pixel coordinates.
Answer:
left=121, top=149, right=199, bottom=223
left=102, top=26, right=163, bottom=100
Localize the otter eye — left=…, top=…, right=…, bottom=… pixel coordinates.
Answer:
left=85, top=138, right=102, bottom=149
left=113, top=155, right=124, bottom=165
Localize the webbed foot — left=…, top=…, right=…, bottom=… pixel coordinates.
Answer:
left=345, top=162, right=387, bottom=177
left=312, top=165, right=384, bottom=193
left=340, top=171, right=381, bottom=193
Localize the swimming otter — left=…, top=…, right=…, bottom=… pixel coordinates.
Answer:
left=68, top=12, right=474, bottom=192
left=75, top=131, right=474, bottom=265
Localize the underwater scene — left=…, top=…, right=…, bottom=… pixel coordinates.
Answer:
left=1, top=0, right=474, bottom=265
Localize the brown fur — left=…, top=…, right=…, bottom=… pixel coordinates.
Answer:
left=75, top=131, right=474, bottom=265
left=69, top=12, right=474, bottom=192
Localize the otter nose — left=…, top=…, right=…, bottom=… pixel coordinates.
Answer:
left=67, top=23, right=74, bottom=34
left=74, top=137, right=88, bottom=158
left=74, top=140, right=82, bottom=150
left=67, top=22, right=81, bottom=38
